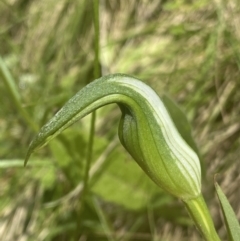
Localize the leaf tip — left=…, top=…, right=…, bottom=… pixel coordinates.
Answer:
left=213, top=173, right=220, bottom=186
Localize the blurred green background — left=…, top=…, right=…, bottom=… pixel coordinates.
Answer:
left=0, top=0, right=240, bottom=240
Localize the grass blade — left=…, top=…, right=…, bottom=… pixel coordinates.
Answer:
left=215, top=182, right=240, bottom=241
left=0, top=56, right=38, bottom=132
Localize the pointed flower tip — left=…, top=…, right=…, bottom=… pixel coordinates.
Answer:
left=24, top=151, right=31, bottom=167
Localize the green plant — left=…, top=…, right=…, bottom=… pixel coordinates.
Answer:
left=1, top=0, right=240, bottom=240
left=25, top=74, right=240, bottom=241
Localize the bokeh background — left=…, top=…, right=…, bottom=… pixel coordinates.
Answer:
left=0, top=0, right=240, bottom=240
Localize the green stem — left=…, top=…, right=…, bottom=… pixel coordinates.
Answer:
left=183, top=194, right=221, bottom=241
left=83, top=111, right=96, bottom=192
left=82, top=0, right=100, bottom=195
left=93, top=0, right=100, bottom=78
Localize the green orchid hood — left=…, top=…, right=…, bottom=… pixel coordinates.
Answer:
left=25, top=74, right=201, bottom=200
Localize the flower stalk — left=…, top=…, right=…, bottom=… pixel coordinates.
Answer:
left=183, top=195, right=221, bottom=241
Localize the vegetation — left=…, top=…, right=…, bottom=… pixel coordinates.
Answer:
left=1, top=0, right=240, bottom=240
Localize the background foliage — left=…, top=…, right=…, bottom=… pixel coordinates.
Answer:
left=0, top=0, right=240, bottom=240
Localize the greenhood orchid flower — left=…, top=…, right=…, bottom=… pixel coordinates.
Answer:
left=25, top=74, right=224, bottom=241
left=25, top=73, right=201, bottom=200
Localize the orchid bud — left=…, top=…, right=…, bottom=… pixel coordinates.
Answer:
left=25, top=74, right=201, bottom=200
